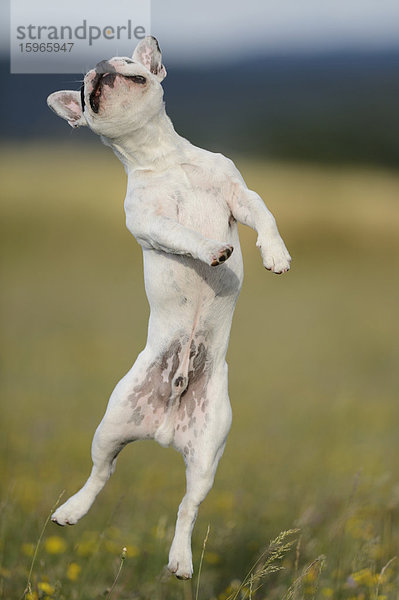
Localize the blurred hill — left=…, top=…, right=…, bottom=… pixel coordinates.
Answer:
left=2, top=49, right=399, bottom=167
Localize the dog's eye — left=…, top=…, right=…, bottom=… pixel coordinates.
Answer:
left=131, top=75, right=146, bottom=84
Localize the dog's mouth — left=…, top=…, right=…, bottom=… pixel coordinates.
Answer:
left=89, top=72, right=117, bottom=114
left=89, top=72, right=146, bottom=114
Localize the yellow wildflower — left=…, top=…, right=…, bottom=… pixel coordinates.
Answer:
left=44, top=535, right=67, bottom=554
left=38, top=581, right=55, bottom=595
left=67, top=562, right=81, bottom=581
left=321, top=588, right=333, bottom=598
left=351, top=568, right=378, bottom=587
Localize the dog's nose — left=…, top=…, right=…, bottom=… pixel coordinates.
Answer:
left=95, top=59, right=116, bottom=74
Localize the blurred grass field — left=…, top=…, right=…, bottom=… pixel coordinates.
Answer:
left=1, top=143, right=399, bottom=600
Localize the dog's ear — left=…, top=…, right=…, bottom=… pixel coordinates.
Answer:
left=47, top=91, right=87, bottom=128
left=132, top=36, right=167, bottom=82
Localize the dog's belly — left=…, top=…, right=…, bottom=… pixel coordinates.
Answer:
left=143, top=230, right=243, bottom=338
left=127, top=228, right=242, bottom=445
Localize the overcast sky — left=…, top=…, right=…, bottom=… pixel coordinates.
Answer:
left=153, top=0, right=399, bottom=61
left=3, top=0, right=399, bottom=64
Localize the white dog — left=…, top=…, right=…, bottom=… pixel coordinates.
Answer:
left=47, top=36, right=291, bottom=580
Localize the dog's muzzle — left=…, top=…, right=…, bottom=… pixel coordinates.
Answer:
left=86, top=61, right=147, bottom=114
left=85, top=60, right=117, bottom=114
left=89, top=72, right=118, bottom=114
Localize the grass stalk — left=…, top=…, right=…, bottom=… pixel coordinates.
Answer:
left=227, top=529, right=300, bottom=600
left=195, top=524, right=210, bottom=600
left=105, top=546, right=127, bottom=600
left=21, top=490, right=65, bottom=600
left=374, top=556, right=396, bottom=600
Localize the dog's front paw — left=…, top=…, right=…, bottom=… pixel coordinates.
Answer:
left=257, top=235, right=291, bottom=274
left=210, top=244, right=234, bottom=267
left=201, top=242, right=234, bottom=267
left=198, top=240, right=234, bottom=267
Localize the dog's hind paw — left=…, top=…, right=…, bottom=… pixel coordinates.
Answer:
left=167, top=558, right=193, bottom=580
left=168, top=540, right=193, bottom=579
left=51, top=491, right=92, bottom=526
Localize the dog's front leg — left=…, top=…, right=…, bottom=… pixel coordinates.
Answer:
left=229, top=182, right=291, bottom=274
left=126, top=210, right=233, bottom=266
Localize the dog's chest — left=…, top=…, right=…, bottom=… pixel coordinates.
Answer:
left=177, top=191, right=230, bottom=241
left=131, top=162, right=233, bottom=239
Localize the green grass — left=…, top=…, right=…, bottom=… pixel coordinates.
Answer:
left=1, top=143, right=399, bottom=599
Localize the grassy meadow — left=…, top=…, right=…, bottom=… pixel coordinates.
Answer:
left=1, top=143, right=399, bottom=600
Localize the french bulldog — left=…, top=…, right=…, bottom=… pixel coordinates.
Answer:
left=47, top=35, right=291, bottom=579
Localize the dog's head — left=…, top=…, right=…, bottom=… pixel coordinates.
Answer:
left=47, top=36, right=167, bottom=138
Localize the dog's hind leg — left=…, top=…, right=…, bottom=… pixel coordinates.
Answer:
left=52, top=422, right=129, bottom=526
left=168, top=362, right=232, bottom=579
left=52, top=352, right=153, bottom=526
left=167, top=446, right=225, bottom=579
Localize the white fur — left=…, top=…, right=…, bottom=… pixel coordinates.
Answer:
left=48, top=36, right=291, bottom=580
